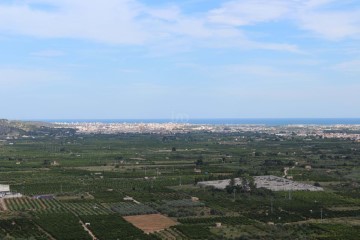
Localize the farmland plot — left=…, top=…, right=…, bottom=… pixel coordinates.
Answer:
left=124, top=214, right=178, bottom=233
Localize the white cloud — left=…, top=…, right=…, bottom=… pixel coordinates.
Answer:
left=208, top=0, right=290, bottom=26
left=334, top=60, right=360, bottom=73
left=0, top=67, right=65, bottom=86
left=145, top=5, right=181, bottom=22
left=207, top=0, right=360, bottom=41
left=179, top=62, right=316, bottom=87
left=0, top=0, right=298, bottom=52
left=31, top=50, right=65, bottom=57
left=0, top=0, right=358, bottom=52
left=0, top=0, right=147, bottom=44
left=296, top=6, right=360, bottom=40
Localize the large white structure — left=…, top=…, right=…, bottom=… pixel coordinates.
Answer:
left=0, top=184, right=10, bottom=192
left=254, top=175, right=323, bottom=191
left=0, top=184, right=22, bottom=199
left=197, top=175, right=323, bottom=192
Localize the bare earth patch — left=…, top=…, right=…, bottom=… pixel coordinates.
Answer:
left=124, top=214, right=178, bottom=233
left=0, top=198, right=8, bottom=211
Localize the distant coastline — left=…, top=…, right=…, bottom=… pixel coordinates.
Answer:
left=32, top=118, right=360, bottom=125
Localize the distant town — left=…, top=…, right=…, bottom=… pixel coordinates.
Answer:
left=55, top=122, right=360, bottom=140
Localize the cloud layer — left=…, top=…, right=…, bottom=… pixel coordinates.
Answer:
left=0, top=0, right=359, bottom=48
left=1, top=0, right=360, bottom=118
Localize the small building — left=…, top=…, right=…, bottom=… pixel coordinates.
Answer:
left=33, top=194, right=55, bottom=200
left=0, top=184, right=22, bottom=199
left=51, top=160, right=60, bottom=166
left=191, top=197, right=199, bottom=202
left=0, top=184, right=10, bottom=192
left=305, top=165, right=312, bottom=171
left=124, top=196, right=134, bottom=201
left=194, top=168, right=202, bottom=173
left=215, top=222, right=222, bottom=228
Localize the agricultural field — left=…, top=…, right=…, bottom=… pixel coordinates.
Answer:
left=123, top=214, right=178, bottom=234
left=80, top=214, right=159, bottom=240
left=109, top=202, right=157, bottom=216
left=0, top=218, right=49, bottom=239
left=34, top=213, right=91, bottom=240
left=0, top=129, right=359, bottom=239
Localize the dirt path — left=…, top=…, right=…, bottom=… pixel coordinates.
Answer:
left=33, top=222, right=57, bottom=240
left=125, top=195, right=141, bottom=204
left=80, top=220, right=97, bottom=240
left=285, top=217, right=360, bottom=226
left=37, top=199, right=47, bottom=209
left=0, top=199, right=8, bottom=211
left=59, top=201, right=98, bottom=240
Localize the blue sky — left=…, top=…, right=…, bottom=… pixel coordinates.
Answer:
left=0, top=0, right=359, bottom=119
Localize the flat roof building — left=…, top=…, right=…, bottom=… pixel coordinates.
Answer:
left=0, top=184, right=10, bottom=192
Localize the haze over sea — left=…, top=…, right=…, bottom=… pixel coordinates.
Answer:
left=42, top=118, right=360, bottom=125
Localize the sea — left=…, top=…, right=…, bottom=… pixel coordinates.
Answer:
left=40, top=118, right=360, bottom=126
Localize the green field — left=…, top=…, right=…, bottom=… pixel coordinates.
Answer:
left=0, top=131, right=359, bottom=239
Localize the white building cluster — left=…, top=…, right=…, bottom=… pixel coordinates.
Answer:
left=197, top=175, right=323, bottom=192
left=54, top=122, right=360, bottom=140
left=0, top=184, right=22, bottom=199
left=254, top=175, right=323, bottom=191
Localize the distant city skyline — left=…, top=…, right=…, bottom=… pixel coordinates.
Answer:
left=1, top=0, right=359, bottom=119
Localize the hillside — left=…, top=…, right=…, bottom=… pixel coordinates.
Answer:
left=0, top=119, right=74, bottom=137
